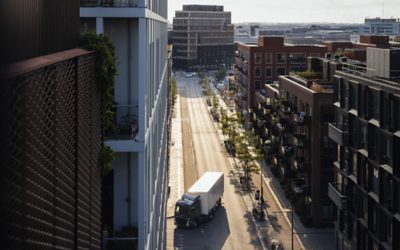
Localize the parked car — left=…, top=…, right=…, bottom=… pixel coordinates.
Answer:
left=224, top=140, right=236, bottom=156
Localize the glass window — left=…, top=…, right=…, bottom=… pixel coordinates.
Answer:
left=310, top=52, right=320, bottom=57
left=276, top=53, right=286, bottom=64
left=265, top=53, right=272, bottom=64
left=265, top=67, right=272, bottom=77
left=254, top=53, right=262, bottom=64
left=265, top=80, right=272, bottom=84
left=254, top=80, right=261, bottom=90
left=277, top=67, right=286, bottom=76
left=289, top=53, right=306, bottom=64
left=254, top=67, right=261, bottom=77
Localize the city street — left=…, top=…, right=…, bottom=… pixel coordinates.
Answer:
left=166, top=71, right=334, bottom=250
left=167, top=72, right=263, bottom=250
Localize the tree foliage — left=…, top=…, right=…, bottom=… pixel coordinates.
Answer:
left=215, top=68, right=227, bottom=82
left=79, top=32, right=117, bottom=176
left=171, top=78, right=178, bottom=107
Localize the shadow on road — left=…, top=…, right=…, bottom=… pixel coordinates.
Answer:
left=173, top=207, right=230, bottom=249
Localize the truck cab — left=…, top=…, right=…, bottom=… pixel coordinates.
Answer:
left=174, top=194, right=202, bottom=228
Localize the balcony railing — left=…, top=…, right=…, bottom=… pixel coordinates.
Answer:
left=293, top=112, right=310, bottom=125
left=80, top=0, right=138, bottom=7
left=328, top=182, right=347, bottom=210
left=105, top=105, right=138, bottom=140
left=328, top=123, right=348, bottom=145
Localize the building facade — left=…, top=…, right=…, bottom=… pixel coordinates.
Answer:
left=172, top=5, right=234, bottom=70
left=80, top=1, right=169, bottom=249
left=1, top=1, right=102, bottom=248
left=360, top=18, right=400, bottom=35
left=328, top=47, right=400, bottom=249
left=251, top=57, right=339, bottom=226
left=234, top=36, right=327, bottom=113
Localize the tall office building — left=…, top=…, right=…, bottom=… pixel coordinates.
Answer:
left=80, top=1, right=169, bottom=249
left=172, top=5, right=234, bottom=70
left=328, top=47, right=400, bottom=249
left=1, top=1, right=102, bottom=248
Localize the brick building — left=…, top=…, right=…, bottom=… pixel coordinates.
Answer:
left=234, top=36, right=327, bottom=114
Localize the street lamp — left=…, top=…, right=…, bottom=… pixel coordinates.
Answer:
left=272, top=208, right=294, bottom=250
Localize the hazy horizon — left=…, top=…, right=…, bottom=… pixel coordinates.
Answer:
left=169, top=0, right=400, bottom=24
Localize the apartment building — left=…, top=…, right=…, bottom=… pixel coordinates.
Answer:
left=234, top=36, right=327, bottom=114
left=251, top=57, right=340, bottom=226
left=1, top=1, right=102, bottom=248
left=172, top=5, right=234, bottom=70
left=80, top=1, right=169, bottom=249
left=328, top=47, right=400, bottom=249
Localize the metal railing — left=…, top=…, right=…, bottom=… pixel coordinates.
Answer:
left=81, top=0, right=138, bottom=7
left=105, top=105, right=138, bottom=140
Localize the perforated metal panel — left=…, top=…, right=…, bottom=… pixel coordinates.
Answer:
left=0, top=50, right=102, bottom=249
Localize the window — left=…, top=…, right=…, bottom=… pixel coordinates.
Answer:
left=349, top=81, right=358, bottom=110
left=367, top=88, right=380, bottom=120
left=310, top=52, right=320, bottom=57
left=254, top=53, right=262, bottom=64
left=265, top=67, right=272, bottom=77
left=276, top=53, right=286, bottom=64
left=265, top=80, right=272, bottom=84
left=254, top=80, right=261, bottom=90
left=289, top=66, right=304, bottom=73
left=265, top=53, right=272, bottom=64
left=254, top=67, right=261, bottom=77
left=289, top=53, right=306, bottom=64
left=277, top=67, right=286, bottom=76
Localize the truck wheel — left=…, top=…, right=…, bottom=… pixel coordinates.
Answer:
left=208, top=212, right=214, bottom=221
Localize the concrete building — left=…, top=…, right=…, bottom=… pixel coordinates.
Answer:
left=172, top=5, right=234, bottom=70
left=1, top=1, right=102, bottom=248
left=80, top=1, right=169, bottom=249
left=360, top=17, right=400, bottom=35
left=234, top=36, right=327, bottom=114
left=329, top=47, right=400, bottom=250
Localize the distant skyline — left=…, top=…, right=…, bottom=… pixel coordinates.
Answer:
left=169, top=0, right=400, bottom=24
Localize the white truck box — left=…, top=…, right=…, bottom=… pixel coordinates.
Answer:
left=188, top=172, right=224, bottom=215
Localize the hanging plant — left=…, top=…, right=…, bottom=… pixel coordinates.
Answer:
left=79, top=32, right=117, bottom=176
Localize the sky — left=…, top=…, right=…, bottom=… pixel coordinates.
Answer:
left=168, top=0, right=400, bottom=24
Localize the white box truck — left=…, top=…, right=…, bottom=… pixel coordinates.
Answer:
left=174, top=172, right=224, bottom=228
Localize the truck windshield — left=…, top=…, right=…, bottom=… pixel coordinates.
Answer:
left=175, top=205, right=190, bottom=216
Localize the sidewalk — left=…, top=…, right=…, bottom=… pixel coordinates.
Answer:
left=215, top=87, right=334, bottom=250
left=260, top=163, right=335, bottom=250
left=167, top=94, right=184, bottom=219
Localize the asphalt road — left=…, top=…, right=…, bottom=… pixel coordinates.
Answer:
left=169, top=72, right=263, bottom=250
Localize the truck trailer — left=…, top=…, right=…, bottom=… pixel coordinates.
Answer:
left=174, top=171, right=224, bottom=228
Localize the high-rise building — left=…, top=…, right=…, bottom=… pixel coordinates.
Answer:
left=328, top=47, right=400, bottom=249
left=1, top=1, right=102, bottom=248
left=172, top=5, right=234, bottom=70
left=80, top=1, right=169, bottom=249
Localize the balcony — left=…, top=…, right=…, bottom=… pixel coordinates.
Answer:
left=293, top=112, right=310, bottom=125
left=293, top=134, right=306, bottom=147
left=328, top=183, right=347, bottom=210
left=105, top=105, right=138, bottom=140
left=81, top=0, right=138, bottom=7
left=328, top=123, right=348, bottom=145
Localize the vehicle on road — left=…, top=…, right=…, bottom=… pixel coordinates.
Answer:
left=224, top=140, right=236, bottom=156
left=174, top=172, right=224, bottom=228
left=206, top=97, right=212, bottom=106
